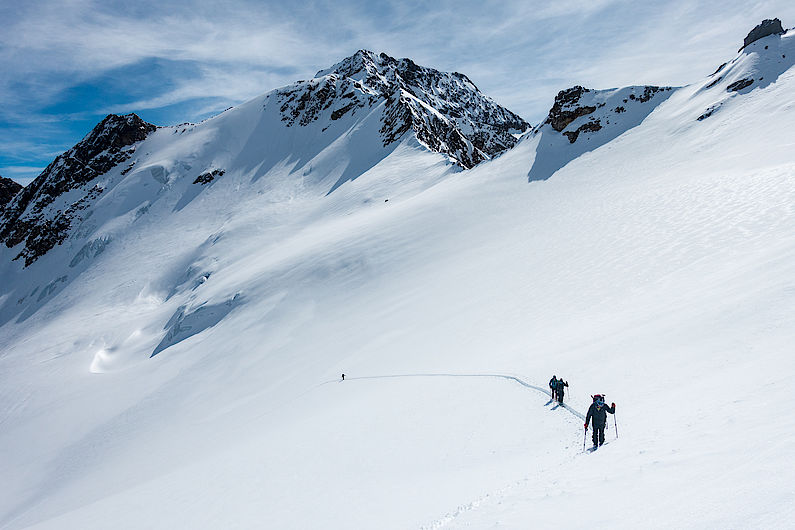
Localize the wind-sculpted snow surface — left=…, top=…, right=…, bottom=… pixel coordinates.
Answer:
left=1, top=23, right=795, bottom=530
left=151, top=293, right=243, bottom=357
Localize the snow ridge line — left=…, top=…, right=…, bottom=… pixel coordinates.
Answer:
left=346, top=373, right=586, bottom=421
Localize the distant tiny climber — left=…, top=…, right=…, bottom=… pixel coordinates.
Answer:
left=549, top=375, right=558, bottom=401
left=341, top=374, right=345, bottom=381
left=554, top=378, right=569, bottom=403
left=585, top=395, right=616, bottom=448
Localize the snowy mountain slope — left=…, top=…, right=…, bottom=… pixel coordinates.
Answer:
left=0, top=24, right=794, bottom=530
left=0, top=51, right=526, bottom=271
left=521, top=22, right=793, bottom=184
left=0, top=51, right=531, bottom=329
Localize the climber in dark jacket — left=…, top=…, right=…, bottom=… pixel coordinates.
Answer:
left=549, top=376, right=558, bottom=401
left=585, top=394, right=616, bottom=447
left=554, top=379, right=569, bottom=403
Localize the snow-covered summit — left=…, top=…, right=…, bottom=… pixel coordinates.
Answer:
left=313, top=50, right=529, bottom=164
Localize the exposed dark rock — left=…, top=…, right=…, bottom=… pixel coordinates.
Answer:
left=697, top=105, right=719, bottom=121
left=120, top=162, right=136, bottom=175
left=193, top=169, right=225, bottom=185
left=330, top=101, right=358, bottom=120
left=544, top=86, right=595, bottom=132
left=12, top=214, right=72, bottom=266
left=704, top=76, right=723, bottom=89
left=0, top=113, right=157, bottom=266
left=727, top=78, right=754, bottom=92
left=544, top=85, right=671, bottom=136
left=563, top=119, right=603, bottom=143
left=711, top=62, right=728, bottom=76
left=636, top=86, right=671, bottom=103
left=540, top=85, right=672, bottom=146
left=0, top=176, right=23, bottom=211
left=741, top=18, right=785, bottom=51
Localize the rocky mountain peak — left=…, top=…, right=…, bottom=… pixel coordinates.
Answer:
left=316, top=50, right=483, bottom=103
left=78, top=113, right=157, bottom=161
left=0, top=176, right=23, bottom=211
left=315, top=49, right=386, bottom=84
left=741, top=18, right=786, bottom=51
left=0, top=113, right=157, bottom=266
left=308, top=50, right=529, bottom=167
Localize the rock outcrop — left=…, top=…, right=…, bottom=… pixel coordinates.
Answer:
left=741, top=18, right=786, bottom=51
left=528, top=84, right=675, bottom=181
left=542, top=85, right=671, bottom=141
left=544, top=86, right=596, bottom=132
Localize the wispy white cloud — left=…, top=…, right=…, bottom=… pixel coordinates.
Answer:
left=4, top=0, right=794, bottom=118
left=1, top=166, right=46, bottom=175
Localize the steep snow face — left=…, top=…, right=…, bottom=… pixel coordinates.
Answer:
left=317, top=50, right=529, bottom=166
left=526, top=85, right=675, bottom=181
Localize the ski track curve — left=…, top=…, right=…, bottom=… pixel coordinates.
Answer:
left=346, top=372, right=586, bottom=421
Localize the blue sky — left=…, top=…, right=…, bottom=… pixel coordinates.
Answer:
left=2, top=0, right=794, bottom=185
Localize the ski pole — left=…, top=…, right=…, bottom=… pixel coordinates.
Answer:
left=614, top=413, right=619, bottom=439
left=583, top=426, right=587, bottom=452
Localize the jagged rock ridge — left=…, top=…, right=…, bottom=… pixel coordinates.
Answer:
left=279, top=50, right=529, bottom=168
left=0, top=114, right=157, bottom=266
